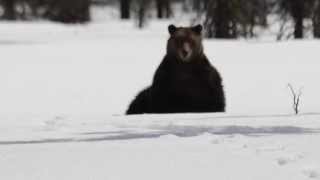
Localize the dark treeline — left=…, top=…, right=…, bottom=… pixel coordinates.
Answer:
left=1, top=0, right=320, bottom=39
left=0, top=0, right=91, bottom=23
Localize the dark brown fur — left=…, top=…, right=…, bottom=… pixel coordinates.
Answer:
left=126, top=24, right=225, bottom=114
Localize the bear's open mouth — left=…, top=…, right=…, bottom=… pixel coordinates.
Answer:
left=182, top=49, right=189, bottom=57
left=179, top=51, right=192, bottom=62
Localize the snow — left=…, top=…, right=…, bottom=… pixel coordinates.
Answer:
left=1, top=114, right=320, bottom=180
left=1, top=13, right=320, bottom=179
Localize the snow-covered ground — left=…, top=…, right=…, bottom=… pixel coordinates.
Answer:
left=1, top=10, right=320, bottom=179
left=1, top=113, right=320, bottom=180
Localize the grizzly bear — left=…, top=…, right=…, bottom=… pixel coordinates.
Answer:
left=126, top=24, right=225, bottom=114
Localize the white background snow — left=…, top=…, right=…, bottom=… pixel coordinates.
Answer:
left=0, top=6, right=320, bottom=180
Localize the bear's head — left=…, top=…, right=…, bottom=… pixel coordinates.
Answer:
left=167, top=24, right=204, bottom=63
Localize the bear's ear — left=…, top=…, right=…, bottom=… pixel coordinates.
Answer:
left=168, top=24, right=177, bottom=35
left=192, top=24, right=203, bottom=35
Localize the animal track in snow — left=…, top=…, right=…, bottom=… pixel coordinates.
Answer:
left=257, top=145, right=285, bottom=153
left=277, top=156, right=293, bottom=166
left=302, top=167, right=320, bottom=179
left=43, top=115, right=68, bottom=131
left=276, top=154, right=304, bottom=166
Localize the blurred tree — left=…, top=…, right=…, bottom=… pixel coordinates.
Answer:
left=205, top=0, right=233, bottom=38
left=44, top=0, right=90, bottom=23
left=1, top=0, right=16, bottom=20
left=28, top=0, right=48, bottom=18
left=133, top=0, right=150, bottom=28
left=155, top=0, right=171, bottom=19
left=191, top=0, right=210, bottom=11
left=120, top=0, right=131, bottom=19
left=192, top=0, right=201, bottom=10
left=312, top=0, right=320, bottom=38
left=277, top=0, right=314, bottom=39
left=237, top=0, right=269, bottom=38
left=204, top=0, right=269, bottom=38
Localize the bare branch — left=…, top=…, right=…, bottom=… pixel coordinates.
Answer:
left=288, top=83, right=303, bottom=115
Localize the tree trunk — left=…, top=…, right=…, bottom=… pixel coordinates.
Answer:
left=313, top=20, right=320, bottom=38
left=294, top=17, right=303, bottom=38
left=120, top=0, right=131, bottom=19
left=313, top=1, right=320, bottom=38
left=164, top=0, right=171, bottom=18
left=156, top=0, right=171, bottom=19
left=193, top=0, right=200, bottom=11
left=137, top=0, right=148, bottom=28
left=292, top=0, right=304, bottom=39
left=2, top=0, right=16, bottom=20
left=204, top=0, right=233, bottom=38
left=156, top=0, right=163, bottom=18
left=44, top=0, right=90, bottom=23
left=214, top=0, right=232, bottom=38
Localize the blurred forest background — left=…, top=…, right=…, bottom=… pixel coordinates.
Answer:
left=1, top=0, right=320, bottom=40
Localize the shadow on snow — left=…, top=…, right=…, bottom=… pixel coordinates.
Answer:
left=0, top=125, right=319, bottom=145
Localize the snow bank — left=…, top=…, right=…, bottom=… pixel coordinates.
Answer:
left=1, top=21, right=320, bottom=180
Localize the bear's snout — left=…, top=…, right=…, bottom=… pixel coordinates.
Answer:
left=179, top=42, right=192, bottom=62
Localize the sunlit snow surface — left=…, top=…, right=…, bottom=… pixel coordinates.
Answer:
left=1, top=11, right=320, bottom=180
